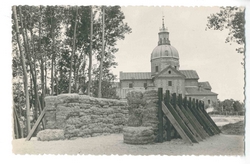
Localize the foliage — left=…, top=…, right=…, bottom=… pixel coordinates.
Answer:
left=207, top=7, right=245, bottom=54
left=12, top=5, right=131, bottom=137
left=212, top=99, right=244, bottom=113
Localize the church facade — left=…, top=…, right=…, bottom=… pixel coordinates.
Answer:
left=115, top=20, right=218, bottom=107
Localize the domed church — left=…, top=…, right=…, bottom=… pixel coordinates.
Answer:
left=115, top=19, right=218, bottom=106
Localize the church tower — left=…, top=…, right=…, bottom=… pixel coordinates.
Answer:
left=151, top=17, right=180, bottom=77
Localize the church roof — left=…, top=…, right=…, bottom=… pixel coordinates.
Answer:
left=198, top=81, right=212, bottom=90
left=185, top=87, right=217, bottom=96
left=120, top=70, right=200, bottom=80
left=120, top=72, right=151, bottom=80
left=179, top=70, right=199, bottom=79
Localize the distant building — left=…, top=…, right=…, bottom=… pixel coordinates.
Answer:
left=115, top=19, right=218, bottom=106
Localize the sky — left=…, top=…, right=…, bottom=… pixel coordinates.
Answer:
left=110, top=6, right=245, bottom=102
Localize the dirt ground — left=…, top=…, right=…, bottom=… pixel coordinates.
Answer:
left=12, top=134, right=244, bottom=155
left=12, top=115, right=245, bottom=155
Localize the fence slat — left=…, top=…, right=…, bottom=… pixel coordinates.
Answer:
left=164, top=90, right=172, bottom=141
left=158, top=88, right=163, bottom=143
left=199, top=101, right=221, bottom=133
left=176, top=95, right=202, bottom=141
left=162, top=102, right=193, bottom=145
left=183, top=97, right=209, bottom=138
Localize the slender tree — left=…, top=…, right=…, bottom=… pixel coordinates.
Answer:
left=87, top=6, right=93, bottom=95
left=98, top=6, right=105, bottom=98
left=69, top=6, right=78, bottom=93
left=12, top=5, right=31, bottom=133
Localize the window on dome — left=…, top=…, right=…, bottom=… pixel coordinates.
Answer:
left=155, top=66, right=159, bottom=72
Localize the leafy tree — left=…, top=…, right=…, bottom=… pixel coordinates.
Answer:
left=213, top=99, right=244, bottom=113
left=93, top=6, right=132, bottom=98
left=207, top=7, right=245, bottom=54
left=233, top=100, right=244, bottom=112
left=12, top=5, right=131, bottom=138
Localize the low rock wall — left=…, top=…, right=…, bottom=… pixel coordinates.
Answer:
left=124, top=90, right=160, bottom=143
left=44, top=94, right=128, bottom=139
left=124, top=90, right=171, bottom=144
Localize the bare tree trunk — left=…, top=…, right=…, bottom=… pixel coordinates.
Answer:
left=98, top=7, right=105, bottom=98
left=29, top=29, right=38, bottom=121
left=55, top=58, right=58, bottom=95
left=74, top=58, right=79, bottom=93
left=50, top=7, right=55, bottom=95
left=69, top=6, right=78, bottom=93
left=87, top=6, right=93, bottom=96
left=18, top=6, right=41, bottom=123
left=13, top=6, right=31, bottom=133
left=45, top=52, right=47, bottom=95
left=39, top=6, right=45, bottom=109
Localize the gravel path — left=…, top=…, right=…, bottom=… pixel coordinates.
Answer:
left=12, top=133, right=244, bottom=155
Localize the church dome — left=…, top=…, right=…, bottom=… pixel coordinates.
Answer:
left=151, top=44, right=179, bottom=61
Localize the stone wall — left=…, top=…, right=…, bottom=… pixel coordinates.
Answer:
left=124, top=90, right=174, bottom=144
left=124, top=90, right=161, bottom=143
left=44, top=94, right=128, bottom=139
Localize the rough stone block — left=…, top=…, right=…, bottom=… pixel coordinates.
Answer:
left=37, top=129, right=64, bottom=141
left=123, top=126, right=154, bottom=145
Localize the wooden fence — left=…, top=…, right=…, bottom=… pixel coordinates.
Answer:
left=157, top=88, right=221, bottom=145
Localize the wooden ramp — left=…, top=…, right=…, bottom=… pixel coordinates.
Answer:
left=162, top=102, right=193, bottom=145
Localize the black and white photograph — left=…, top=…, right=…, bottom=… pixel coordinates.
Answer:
left=1, top=0, right=250, bottom=162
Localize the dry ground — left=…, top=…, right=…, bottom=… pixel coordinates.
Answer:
left=12, top=115, right=245, bottom=155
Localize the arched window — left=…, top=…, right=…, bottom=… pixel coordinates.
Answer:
left=156, top=66, right=159, bottom=72
left=168, top=70, right=171, bottom=74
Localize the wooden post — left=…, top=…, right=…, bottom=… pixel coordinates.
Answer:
left=166, top=102, right=198, bottom=143
left=161, top=102, right=193, bottom=145
left=177, top=95, right=202, bottom=141
left=183, top=97, right=209, bottom=138
left=183, top=97, right=187, bottom=109
left=193, top=99, right=214, bottom=136
left=164, top=90, right=172, bottom=141
left=158, top=88, right=163, bottom=143
left=171, top=93, right=177, bottom=138
left=200, top=101, right=221, bottom=133
left=178, top=94, right=182, bottom=107
left=196, top=99, right=218, bottom=134
left=188, top=98, right=210, bottom=136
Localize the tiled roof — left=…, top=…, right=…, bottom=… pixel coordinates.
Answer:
left=120, top=70, right=199, bottom=80
left=198, top=82, right=212, bottom=90
left=120, top=72, right=151, bottom=80
left=185, top=87, right=217, bottom=96
left=180, top=70, right=199, bottom=79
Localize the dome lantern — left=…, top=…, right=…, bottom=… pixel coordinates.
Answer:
left=158, top=16, right=170, bottom=45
